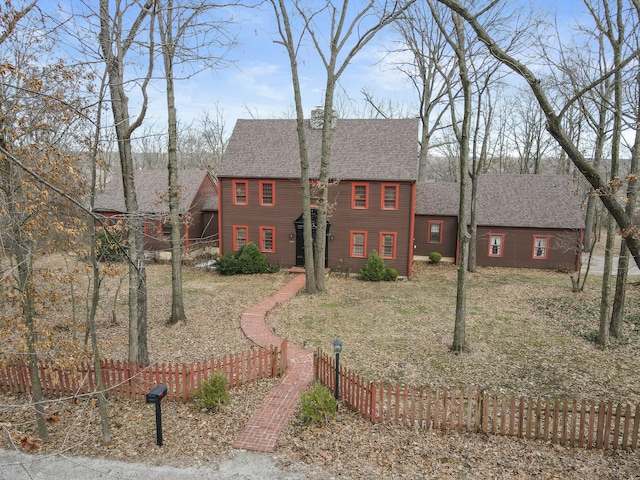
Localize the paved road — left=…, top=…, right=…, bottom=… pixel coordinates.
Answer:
left=581, top=255, right=640, bottom=276
left=0, top=447, right=310, bottom=480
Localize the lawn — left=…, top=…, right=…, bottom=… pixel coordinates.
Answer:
left=267, top=262, right=640, bottom=405
left=2, top=257, right=640, bottom=478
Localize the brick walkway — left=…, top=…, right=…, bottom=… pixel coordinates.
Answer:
left=232, top=273, right=313, bottom=452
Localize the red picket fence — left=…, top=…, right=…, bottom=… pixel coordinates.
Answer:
left=0, top=340, right=287, bottom=403
left=314, top=350, right=640, bottom=452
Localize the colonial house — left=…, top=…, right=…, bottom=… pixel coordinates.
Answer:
left=94, top=169, right=218, bottom=255
left=217, top=111, right=420, bottom=277
left=414, top=175, right=585, bottom=271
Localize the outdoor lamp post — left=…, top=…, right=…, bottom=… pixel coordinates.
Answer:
left=332, top=339, right=343, bottom=410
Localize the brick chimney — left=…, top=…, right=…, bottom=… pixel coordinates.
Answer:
left=310, top=107, right=337, bottom=129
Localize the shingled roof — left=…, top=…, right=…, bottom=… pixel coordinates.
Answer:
left=94, top=169, right=216, bottom=214
left=416, top=175, right=585, bottom=229
left=218, top=118, right=419, bottom=181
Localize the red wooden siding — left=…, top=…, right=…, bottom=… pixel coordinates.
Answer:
left=219, top=178, right=415, bottom=276
left=414, top=215, right=458, bottom=259
left=476, top=227, right=581, bottom=270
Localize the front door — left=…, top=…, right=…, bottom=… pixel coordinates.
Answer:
left=294, top=209, right=330, bottom=267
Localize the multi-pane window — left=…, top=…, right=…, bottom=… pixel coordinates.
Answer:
left=532, top=235, right=549, bottom=259
left=260, top=227, right=275, bottom=252
left=350, top=231, right=367, bottom=258
left=381, top=184, right=398, bottom=210
left=380, top=232, right=397, bottom=259
left=233, top=180, right=248, bottom=205
left=233, top=226, right=248, bottom=250
left=260, top=181, right=274, bottom=206
left=352, top=183, right=368, bottom=209
left=428, top=220, right=443, bottom=244
left=488, top=234, right=504, bottom=257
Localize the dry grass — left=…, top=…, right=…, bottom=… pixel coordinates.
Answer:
left=269, top=262, right=640, bottom=404
left=2, top=256, right=640, bottom=478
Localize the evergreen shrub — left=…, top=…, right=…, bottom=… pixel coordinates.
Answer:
left=215, top=242, right=279, bottom=275
left=193, top=372, right=229, bottom=412
left=359, top=250, right=397, bottom=281
left=429, top=251, right=442, bottom=264
left=299, top=382, right=337, bottom=426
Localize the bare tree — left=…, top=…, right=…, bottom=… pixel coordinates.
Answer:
left=426, top=0, right=472, bottom=352
left=507, top=90, right=555, bottom=174
left=178, top=107, right=229, bottom=173
left=98, top=0, right=155, bottom=364
left=269, top=0, right=416, bottom=293
left=434, top=0, right=640, bottom=272
left=156, top=0, right=236, bottom=324
left=392, top=0, right=454, bottom=182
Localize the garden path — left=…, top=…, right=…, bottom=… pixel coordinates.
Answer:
left=232, top=273, right=312, bottom=452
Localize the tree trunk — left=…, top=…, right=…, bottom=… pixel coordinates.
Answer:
left=451, top=12, right=471, bottom=353
left=596, top=215, right=616, bottom=347
left=314, top=96, right=337, bottom=292
left=1, top=136, right=48, bottom=440
left=87, top=78, right=112, bottom=442
left=467, top=173, right=478, bottom=272
left=160, top=2, right=186, bottom=325
left=611, top=66, right=640, bottom=337
left=273, top=0, right=317, bottom=292
left=98, top=0, right=152, bottom=364
left=17, top=232, right=48, bottom=441
left=88, top=220, right=112, bottom=443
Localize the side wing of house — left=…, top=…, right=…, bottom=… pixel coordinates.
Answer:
left=473, top=175, right=584, bottom=271
left=95, top=169, right=218, bottom=253
left=414, top=175, right=584, bottom=271
left=476, top=226, right=582, bottom=271
left=186, top=171, right=218, bottom=250
left=414, top=182, right=460, bottom=261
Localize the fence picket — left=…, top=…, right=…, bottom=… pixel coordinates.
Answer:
left=466, top=389, right=474, bottom=433
left=604, top=402, right=613, bottom=449
left=632, top=404, right=640, bottom=451
left=442, top=388, right=448, bottom=431
left=596, top=402, right=605, bottom=449
left=425, top=387, right=432, bottom=430
left=622, top=404, right=631, bottom=450
left=459, top=388, right=466, bottom=432
left=560, top=398, right=568, bottom=446
left=612, top=404, right=622, bottom=450
left=569, top=399, right=577, bottom=448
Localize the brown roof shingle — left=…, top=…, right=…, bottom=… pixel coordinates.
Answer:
left=416, top=175, right=584, bottom=229
left=94, top=170, right=216, bottom=214
left=218, top=118, right=419, bottom=181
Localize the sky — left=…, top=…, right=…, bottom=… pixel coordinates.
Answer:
left=148, top=3, right=421, bottom=133
left=38, top=0, right=606, bottom=137
left=141, top=0, right=595, bottom=134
